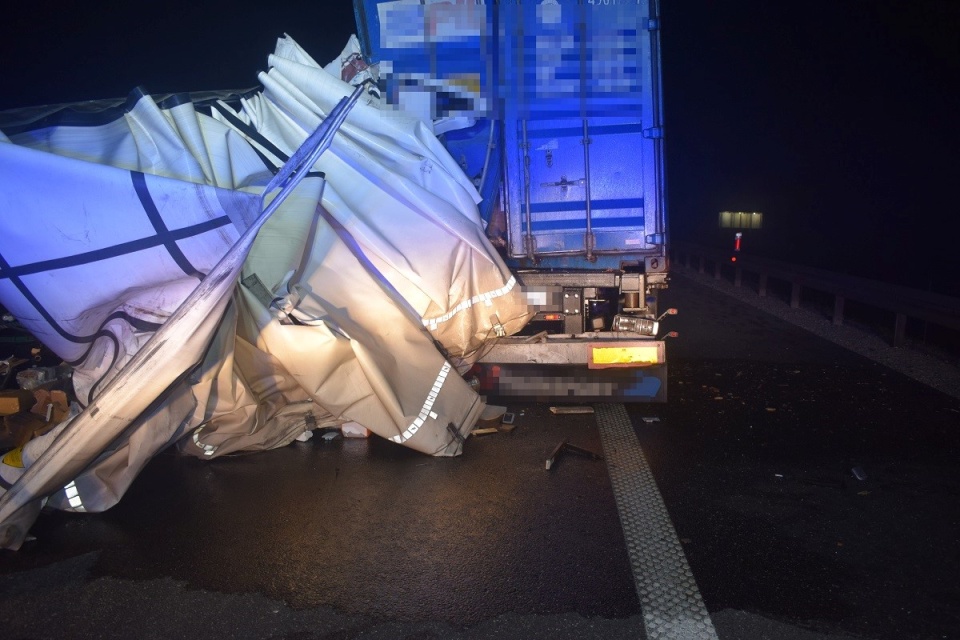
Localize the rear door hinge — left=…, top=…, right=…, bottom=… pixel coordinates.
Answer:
left=643, top=127, right=664, bottom=139
left=645, top=233, right=665, bottom=245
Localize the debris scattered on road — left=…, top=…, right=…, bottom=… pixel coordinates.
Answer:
left=851, top=466, right=867, bottom=481
left=341, top=422, right=371, bottom=438
left=471, top=427, right=499, bottom=437
left=641, top=416, right=660, bottom=423
left=545, top=439, right=604, bottom=470
left=765, top=407, right=777, bottom=412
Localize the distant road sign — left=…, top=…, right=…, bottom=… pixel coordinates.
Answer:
left=719, top=211, right=763, bottom=229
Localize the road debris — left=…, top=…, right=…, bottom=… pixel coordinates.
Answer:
left=549, top=406, right=594, bottom=415
left=545, top=439, right=604, bottom=470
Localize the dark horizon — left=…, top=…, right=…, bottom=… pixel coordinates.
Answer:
left=2, top=0, right=957, bottom=294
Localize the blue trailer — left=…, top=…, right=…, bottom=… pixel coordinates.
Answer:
left=353, top=0, right=671, bottom=401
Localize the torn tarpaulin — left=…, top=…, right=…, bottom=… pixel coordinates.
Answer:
left=0, top=36, right=530, bottom=549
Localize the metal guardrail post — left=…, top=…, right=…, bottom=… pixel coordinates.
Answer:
left=833, top=295, right=845, bottom=326
left=672, top=241, right=960, bottom=349
left=894, top=313, right=907, bottom=348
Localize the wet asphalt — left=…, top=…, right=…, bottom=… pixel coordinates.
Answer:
left=1, top=273, right=959, bottom=640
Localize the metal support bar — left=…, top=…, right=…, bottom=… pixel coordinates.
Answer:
left=734, top=266, right=742, bottom=288
left=521, top=120, right=534, bottom=260
left=758, top=273, right=768, bottom=297
left=582, top=120, right=595, bottom=262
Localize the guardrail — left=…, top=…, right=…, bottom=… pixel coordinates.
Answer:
left=671, top=241, right=960, bottom=348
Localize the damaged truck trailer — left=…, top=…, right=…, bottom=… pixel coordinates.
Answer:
left=0, top=0, right=670, bottom=548
left=356, top=0, right=672, bottom=401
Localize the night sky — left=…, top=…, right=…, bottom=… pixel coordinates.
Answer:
left=2, top=1, right=958, bottom=294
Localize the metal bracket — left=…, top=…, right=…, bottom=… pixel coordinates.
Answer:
left=562, top=289, right=581, bottom=315
left=545, top=439, right=604, bottom=470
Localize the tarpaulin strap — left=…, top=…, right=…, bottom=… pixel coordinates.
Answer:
left=63, top=480, right=85, bottom=512
left=209, top=100, right=327, bottom=181
left=390, top=361, right=451, bottom=444
left=422, top=276, right=518, bottom=331
left=209, top=101, right=286, bottom=174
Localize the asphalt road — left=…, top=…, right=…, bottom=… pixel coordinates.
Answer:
left=1, top=273, right=958, bottom=640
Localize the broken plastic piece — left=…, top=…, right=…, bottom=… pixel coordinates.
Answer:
left=852, top=466, right=867, bottom=481
left=641, top=416, right=660, bottom=423
left=340, top=422, right=371, bottom=438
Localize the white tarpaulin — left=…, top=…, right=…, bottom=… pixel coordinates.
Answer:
left=0, top=36, right=530, bottom=549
